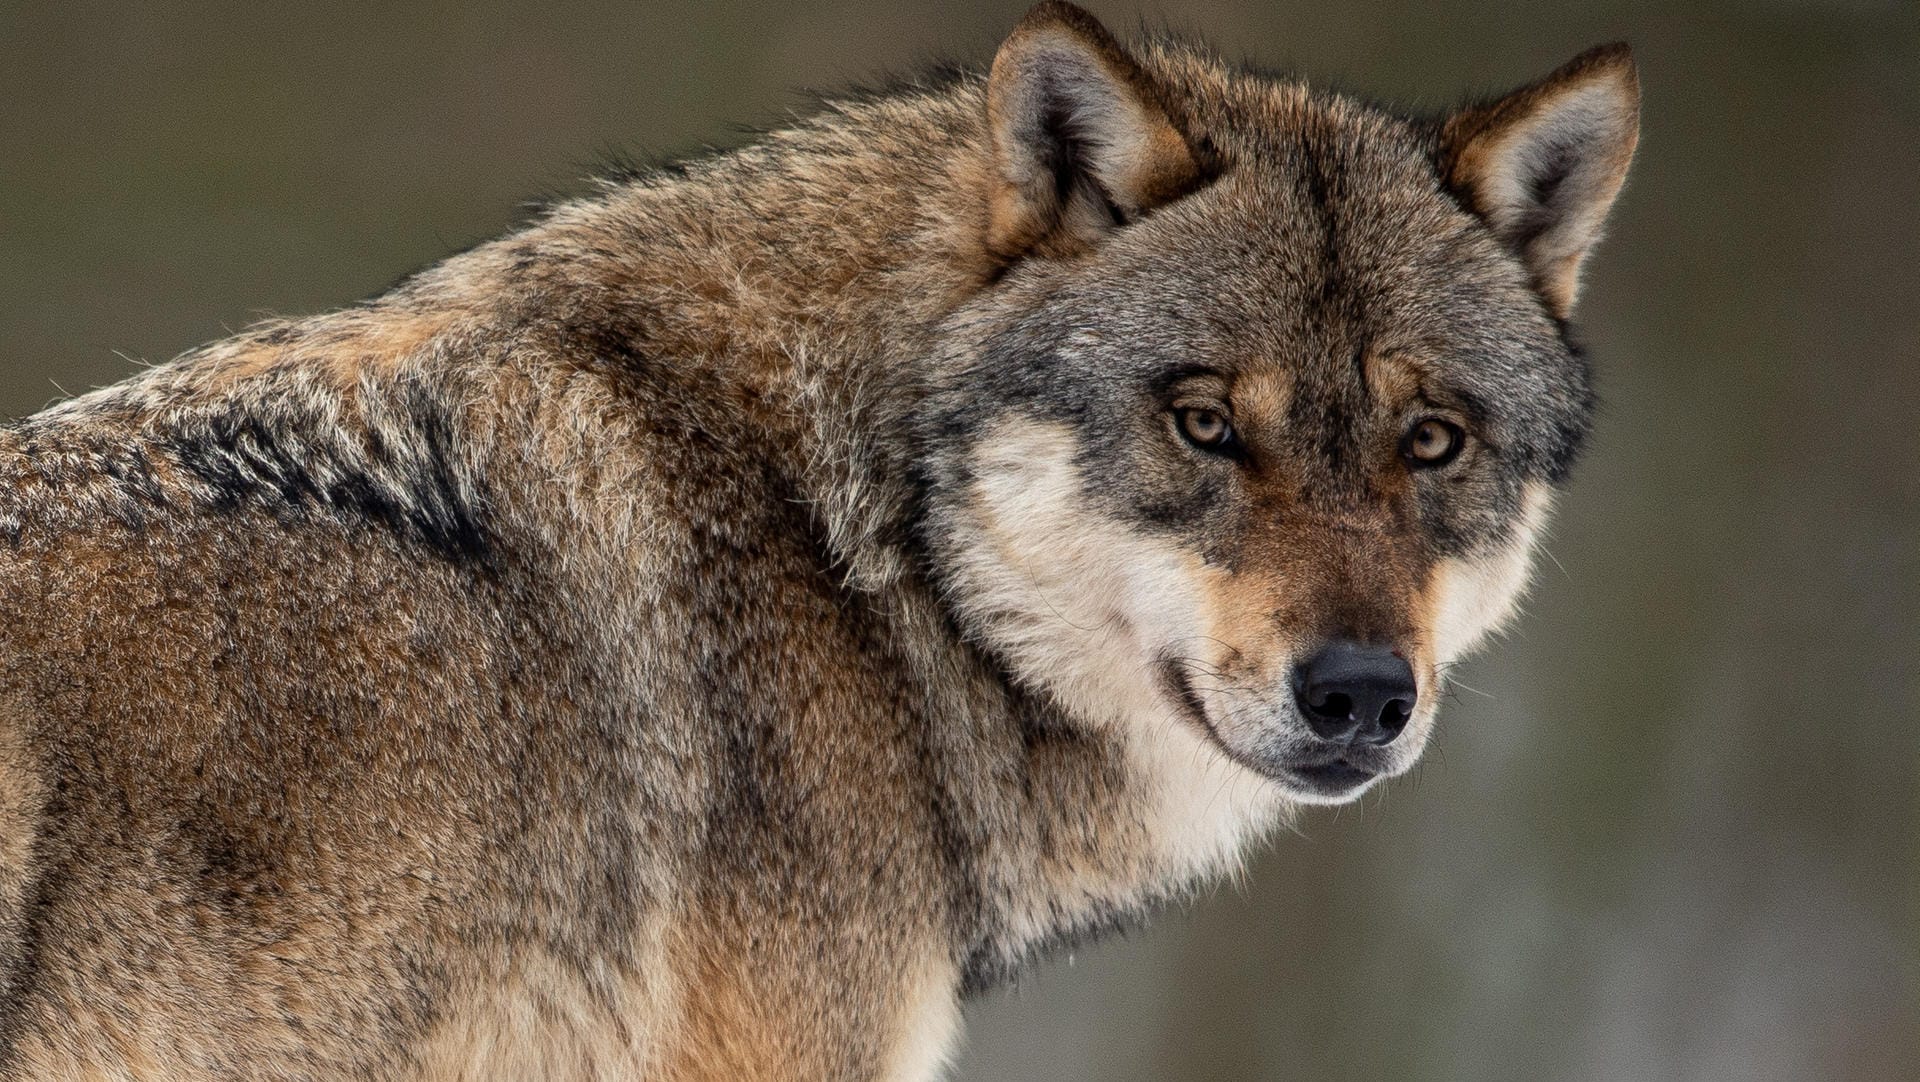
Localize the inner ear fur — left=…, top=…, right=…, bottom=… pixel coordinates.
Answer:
left=984, top=1, right=1210, bottom=262
left=1441, top=44, right=1641, bottom=317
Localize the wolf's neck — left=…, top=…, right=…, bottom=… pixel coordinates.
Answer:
left=541, top=95, right=1287, bottom=978
left=899, top=600, right=1284, bottom=991
left=471, top=84, right=1001, bottom=583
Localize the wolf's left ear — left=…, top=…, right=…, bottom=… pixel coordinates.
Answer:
left=984, top=2, right=1209, bottom=262
left=1441, top=44, right=1640, bottom=317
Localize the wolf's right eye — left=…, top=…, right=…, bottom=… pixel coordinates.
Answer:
left=1175, top=407, right=1236, bottom=453
left=1402, top=418, right=1465, bottom=467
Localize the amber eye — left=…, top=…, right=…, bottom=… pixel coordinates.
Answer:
left=1176, top=407, right=1235, bottom=452
left=1402, top=418, right=1464, bottom=467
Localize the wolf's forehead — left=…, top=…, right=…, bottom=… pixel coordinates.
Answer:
left=1125, top=160, right=1488, bottom=311
left=1115, top=198, right=1515, bottom=362
left=1083, top=89, right=1564, bottom=398
left=1203, top=83, right=1438, bottom=185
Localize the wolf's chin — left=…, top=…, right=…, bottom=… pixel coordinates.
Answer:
left=1276, top=762, right=1385, bottom=805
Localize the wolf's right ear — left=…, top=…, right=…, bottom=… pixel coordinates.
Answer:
left=983, top=2, right=1208, bottom=262
left=1440, top=44, right=1640, bottom=318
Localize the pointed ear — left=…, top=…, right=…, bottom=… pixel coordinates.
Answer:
left=1441, top=44, right=1640, bottom=317
left=984, top=2, right=1209, bottom=261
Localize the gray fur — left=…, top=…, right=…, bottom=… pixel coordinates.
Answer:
left=0, top=6, right=1635, bottom=1078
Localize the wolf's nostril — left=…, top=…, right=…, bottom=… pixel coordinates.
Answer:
left=1292, top=641, right=1418, bottom=747
left=1373, top=698, right=1413, bottom=745
left=1308, top=691, right=1352, bottom=719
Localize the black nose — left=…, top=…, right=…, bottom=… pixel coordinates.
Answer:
left=1292, top=641, right=1418, bottom=747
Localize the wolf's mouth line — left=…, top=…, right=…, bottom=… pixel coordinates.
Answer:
left=1157, top=658, right=1217, bottom=740
left=1155, top=658, right=1387, bottom=789
left=1155, top=658, right=1297, bottom=783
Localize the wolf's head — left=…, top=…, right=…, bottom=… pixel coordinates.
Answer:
left=917, top=3, right=1637, bottom=807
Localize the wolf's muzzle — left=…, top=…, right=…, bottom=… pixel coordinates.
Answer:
left=1290, top=641, right=1417, bottom=747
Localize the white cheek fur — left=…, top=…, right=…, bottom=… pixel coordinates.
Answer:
left=945, top=419, right=1280, bottom=880
left=1427, top=482, right=1555, bottom=665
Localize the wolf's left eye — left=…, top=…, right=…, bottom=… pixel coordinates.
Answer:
left=1402, top=418, right=1465, bottom=467
left=1175, top=407, right=1235, bottom=453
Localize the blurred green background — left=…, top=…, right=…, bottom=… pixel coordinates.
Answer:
left=2, top=1, right=1914, bottom=1078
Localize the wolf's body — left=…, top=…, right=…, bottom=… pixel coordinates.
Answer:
left=0, top=6, right=1637, bottom=1079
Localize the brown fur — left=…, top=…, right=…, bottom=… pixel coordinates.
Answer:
left=0, top=5, right=1636, bottom=1078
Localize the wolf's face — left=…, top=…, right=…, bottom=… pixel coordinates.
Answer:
left=933, top=177, right=1575, bottom=803
left=920, top=6, right=1635, bottom=809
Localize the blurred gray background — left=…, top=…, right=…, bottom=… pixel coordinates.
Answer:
left=2, top=1, right=1914, bottom=1078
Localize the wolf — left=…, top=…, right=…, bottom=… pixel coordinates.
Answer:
left=0, top=4, right=1638, bottom=1078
